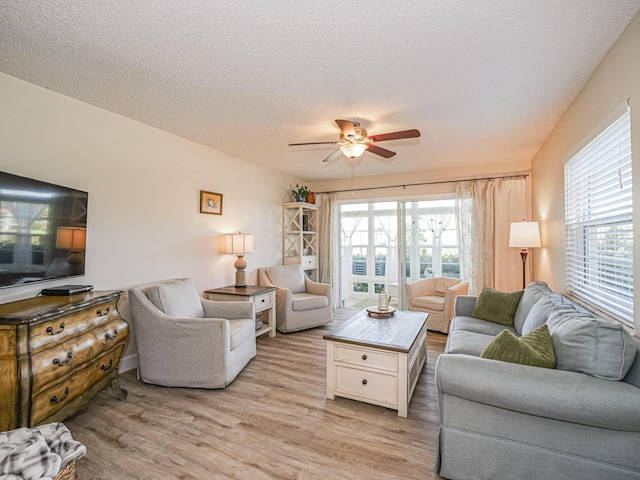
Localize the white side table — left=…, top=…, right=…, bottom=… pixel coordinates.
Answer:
left=205, top=285, right=277, bottom=337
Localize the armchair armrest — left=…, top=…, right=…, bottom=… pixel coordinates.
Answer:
left=305, top=278, right=331, bottom=297
left=444, top=281, right=469, bottom=319
left=436, top=354, right=640, bottom=431
left=201, top=299, right=255, bottom=320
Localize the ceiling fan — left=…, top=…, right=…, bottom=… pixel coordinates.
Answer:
left=289, top=119, right=421, bottom=163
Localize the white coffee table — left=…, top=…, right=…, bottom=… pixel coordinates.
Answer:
left=323, top=309, right=428, bottom=417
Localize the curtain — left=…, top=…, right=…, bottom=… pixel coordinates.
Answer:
left=316, top=193, right=341, bottom=307
left=456, top=177, right=527, bottom=293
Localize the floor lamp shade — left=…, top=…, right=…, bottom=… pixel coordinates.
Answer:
left=224, top=233, right=254, bottom=287
left=509, top=222, right=541, bottom=289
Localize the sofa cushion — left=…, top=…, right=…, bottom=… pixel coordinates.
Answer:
left=471, top=286, right=524, bottom=327
left=450, top=316, right=517, bottom=337
left=151, top=278, right=205, bottom=318
left=411, top=295, right=445, bottom=311
left=435, top=277, right=460, bottom=294
left=547, top=311, right=637, bottom=380
left=291, top=292, right=328, bottom=311
left=446, top=330, right=497, bottom=356
left=513, top=281, right=553, bottom=334
left=521, top=294, right=576, bottom=335
left=266, top=265, right=306, bottom=294
left=481, top=324, right=555, bottom=369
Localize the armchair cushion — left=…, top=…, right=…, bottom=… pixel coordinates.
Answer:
left=411, top=295, right=445, bottom=311
left=292, top=292, right=329, bottom=311
left=265, top=266, right=306, bottom=293
left=435, top=277, right=461, bottom=294
left=148, top=278, right=205, bottom=318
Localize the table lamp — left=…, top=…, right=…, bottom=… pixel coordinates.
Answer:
left=509, top=221, right=541, bottom=289
left=225, top=233, right=254, bottom=287
left=56, top=227, right=87, bottom=265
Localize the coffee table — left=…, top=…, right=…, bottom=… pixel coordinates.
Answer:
left=323, top=309, right=428, bottom=417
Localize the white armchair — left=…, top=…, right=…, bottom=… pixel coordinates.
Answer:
left=258, top=265, right=332, bottom=333
left=128, top=278, right=256, bottom=388
left=404, top=277, right=469, bottom=333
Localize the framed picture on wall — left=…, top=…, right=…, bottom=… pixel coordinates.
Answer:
left=200, top=190, right=223, bottom=215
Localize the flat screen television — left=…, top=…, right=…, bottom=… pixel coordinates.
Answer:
left=0, top=171, right=88, bottom=288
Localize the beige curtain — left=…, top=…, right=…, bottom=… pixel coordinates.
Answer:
left=316, top=193, right=341, bottom=307
left=456, top=177, right=527, bottom=293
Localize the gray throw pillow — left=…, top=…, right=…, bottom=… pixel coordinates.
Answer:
left=471, top=286, right=524, bottom=327
left=547, top=311, right=637, bottom=380
left=513, top=281, right=553, bottom=334
left=521, top=294, right=575, bottom=335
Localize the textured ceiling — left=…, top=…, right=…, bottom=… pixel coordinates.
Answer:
left=1, top=1, right=639, bottom=181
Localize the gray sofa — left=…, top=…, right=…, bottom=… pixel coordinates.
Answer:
left=435, top=281, right=640, bottom=480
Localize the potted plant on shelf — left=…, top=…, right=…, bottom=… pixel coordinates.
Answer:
left=291, top=184, right=310, bottom=202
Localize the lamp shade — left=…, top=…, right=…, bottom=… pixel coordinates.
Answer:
left=340, top=143, right=367, bottom=158
left=509, top=222, right=541, bottom=248
left=56, top=227, right=87, bottom=250
left=224, top=233, right=254, bottom=254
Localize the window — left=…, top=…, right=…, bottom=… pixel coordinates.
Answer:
left=564, top=103, right=633, bottom=324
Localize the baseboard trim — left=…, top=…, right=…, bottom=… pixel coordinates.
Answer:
left=119, top=353, right=138, bottom=373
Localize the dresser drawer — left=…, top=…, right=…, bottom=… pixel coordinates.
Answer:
left=31, top=317, right=129, bottom=394
left=31, top=344, right=125, bottom=426
left=334, top=344, right=398, bottom=372
left=253, top=293, right=272, bottom=309
left=29, top=299, right=119, bottom=351
left=335, top=365, right=398, bottom=405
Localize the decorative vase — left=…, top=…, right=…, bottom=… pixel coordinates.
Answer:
left=295, top=193, right=306, bottom=202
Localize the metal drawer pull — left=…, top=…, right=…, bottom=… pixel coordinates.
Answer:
left=362, top=354, right=367, bottom=360
left=46, top=323, right=65, bottom=335
left=96, top=306, right=111, bottom=316
left=50, top=387, right=70, bottom=404
left=100, top=359, right=113, bottom=371
left=53, top=352, right=74, bottom=366
left=105, top=329, right=118, bottom=341
left=362, top=379, right=368, bottom=385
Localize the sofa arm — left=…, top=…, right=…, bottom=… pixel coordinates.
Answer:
left=453, top=295, right=477, bottom=316
left=435, top=354, right=640, bottom=431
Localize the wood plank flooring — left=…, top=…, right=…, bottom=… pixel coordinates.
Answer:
left=64, top=309, right=447, bottom=479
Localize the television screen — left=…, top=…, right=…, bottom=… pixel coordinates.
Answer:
left=0, top=171, right=88, bottom=288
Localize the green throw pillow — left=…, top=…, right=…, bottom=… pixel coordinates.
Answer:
left=481, top=324, right=555, bottom=369
left=472, top=286, right=524, bottom=326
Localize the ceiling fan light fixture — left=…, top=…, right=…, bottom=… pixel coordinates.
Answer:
left=340, top=143, right=367, bottom=158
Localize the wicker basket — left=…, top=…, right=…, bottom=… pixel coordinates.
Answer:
left=54, top=461, right=76, bottom=480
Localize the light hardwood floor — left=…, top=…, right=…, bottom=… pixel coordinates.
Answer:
left=64, top=309, right=447, bottom=480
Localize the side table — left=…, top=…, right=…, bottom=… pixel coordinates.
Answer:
left=205, top=285, right=277, bottom=338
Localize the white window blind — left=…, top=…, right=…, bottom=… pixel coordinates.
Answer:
left=564, top=103, right=633, bottom=322
left=564, top=103, right=633, bottom=323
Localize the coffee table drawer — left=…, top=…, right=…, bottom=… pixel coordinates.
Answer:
left=334, top=344, right=398, bottom=372
left=335, top=365, right=398, bottom=405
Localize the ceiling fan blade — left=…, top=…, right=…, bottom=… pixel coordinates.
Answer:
left=323, top=149, right=344, bottom=163
left=289, top=141, right=339, bottom=146
left=368, top=129, right=421, bottom=142
left=335, top=119, right=356, bottom=137
left=366, top=143, right=396, bottom=158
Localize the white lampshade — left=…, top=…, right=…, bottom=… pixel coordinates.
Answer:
left=224, top=233, right=254, bottom=254
left=56, top=227, right=87, bottom=250
left=340, top=143, right=367, bottom=158
left=509, top=222, right=541, bottom=248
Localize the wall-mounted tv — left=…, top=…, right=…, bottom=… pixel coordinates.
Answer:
left=0, top=171, right=88, bottom=289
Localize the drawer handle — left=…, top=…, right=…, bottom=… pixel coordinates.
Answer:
left=97, top=306, right=111, bottom=316
left=50, top=387, right=70, bottom=404
left=362, top=379, right=368, bottom=385
left=46, top=323, right=65, bottom=335
left=105, top=329, right=118, bottom=341
left=100, top=359, right=113, bottom=371
left=53, top=352, right=74, bottom=367
left=362, top=354, right=367, bottom=361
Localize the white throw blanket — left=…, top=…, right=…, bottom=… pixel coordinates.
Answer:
left=0, top=423, right=86, bottom=480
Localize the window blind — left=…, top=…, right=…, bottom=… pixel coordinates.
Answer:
left=564, top=104, right=633, bottom=323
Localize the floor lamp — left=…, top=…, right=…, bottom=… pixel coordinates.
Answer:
left=509, top=221, right=541, bottom=289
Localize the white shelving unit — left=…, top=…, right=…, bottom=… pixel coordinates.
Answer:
left=283, top=202, right=318, bottom=279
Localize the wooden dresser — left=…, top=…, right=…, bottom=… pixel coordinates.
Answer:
left=0, top=290, right=129, bottom=431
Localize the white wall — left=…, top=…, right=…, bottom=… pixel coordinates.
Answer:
left=0, top=73, right=297, bottom=367
left=530, top=12, right=639, bottom=331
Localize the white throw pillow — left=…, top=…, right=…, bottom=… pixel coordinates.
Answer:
left=156, top=278, right=205, bottom=318
left=266, top=266, right=306, bottom=294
